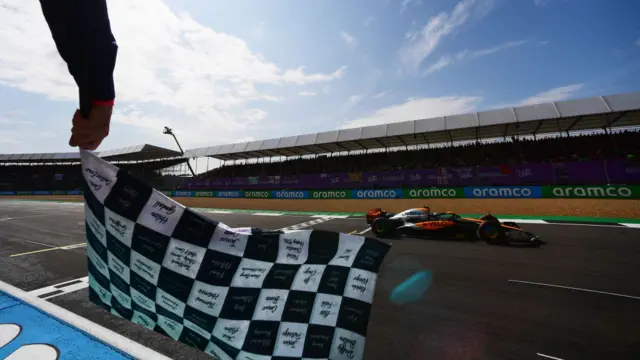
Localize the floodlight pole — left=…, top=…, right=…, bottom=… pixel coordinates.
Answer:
left=163, top=126, right=196, bottom=177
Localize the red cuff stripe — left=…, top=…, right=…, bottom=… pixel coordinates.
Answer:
left=92, top=99, right=115, bottom=106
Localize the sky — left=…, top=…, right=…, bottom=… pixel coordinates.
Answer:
left=1, top=0, right=640, bottom=156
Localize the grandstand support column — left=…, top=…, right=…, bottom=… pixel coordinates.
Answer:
left=163, top=126, right=196, bottom=176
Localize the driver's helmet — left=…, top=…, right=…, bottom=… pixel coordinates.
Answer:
left=423, top=206, right=431, bottom=213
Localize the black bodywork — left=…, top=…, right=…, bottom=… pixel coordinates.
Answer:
left=368, top=210, right=545, bottom=247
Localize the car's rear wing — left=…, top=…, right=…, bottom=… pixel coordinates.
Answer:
left=366, top=208, right=385, bottom=224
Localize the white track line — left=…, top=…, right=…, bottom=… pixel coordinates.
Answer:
left=535, top=222, right=632, bottom=228
left=21, top=239, right=57, bottom=248
left=253, top=212, right=284, bottom=216
left=500, top=219, right=548, bottom=224
left=278, top=217, right=333, bottom=232
left=537, top=353, right=564, bottom=360
left=356, top=227, right=371, bottom=235
left=10, top=243, right=86, bottom=257
left=1, top=280, right=171, bottom=360
left=0, top=213, right=76, bottom=221
left=509, top=279, right=640, bottom=300
left=621, top=223, right=640, bottom=228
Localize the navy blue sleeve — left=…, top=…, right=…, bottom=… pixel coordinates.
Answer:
left=39, top=0, right=118, bottom=115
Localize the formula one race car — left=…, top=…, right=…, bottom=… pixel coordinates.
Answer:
left=366, top=206, right=544, bottom=246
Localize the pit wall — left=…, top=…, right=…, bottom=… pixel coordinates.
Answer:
left=2, top=186, right=640, bottom=219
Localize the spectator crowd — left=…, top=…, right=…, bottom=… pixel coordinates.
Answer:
left=0, top=158, right=185, bottom=191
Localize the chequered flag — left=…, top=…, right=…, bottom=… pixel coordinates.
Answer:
left=79, top=149, right=391, bottom=360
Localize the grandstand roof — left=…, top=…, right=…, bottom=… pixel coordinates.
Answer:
left=0, top=144, right=182, bottom=163
left=183, top=91, right=640, bottom=161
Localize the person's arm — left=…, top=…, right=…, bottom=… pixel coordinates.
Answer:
left=39, top=0, right=118, bottom=116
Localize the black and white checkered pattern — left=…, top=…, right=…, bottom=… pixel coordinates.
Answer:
left=79, top=149, right=391, bottom=360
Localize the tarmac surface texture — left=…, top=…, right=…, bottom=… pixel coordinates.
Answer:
left=1, top=200, right=638, bottom=360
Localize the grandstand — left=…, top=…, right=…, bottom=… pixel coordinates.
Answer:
left=183, top=92, right=640, bottom=189
left=1, top=92, right=639, bottom=191
left=0, top=145, right=188, bottom=191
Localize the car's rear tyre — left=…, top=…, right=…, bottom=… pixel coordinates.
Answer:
left=477, top=220, right=507, bottom=245
left=371, top=218, right=403, bottom=238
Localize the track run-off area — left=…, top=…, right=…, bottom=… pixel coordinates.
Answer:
left=0, top=200, right=639, bottom=360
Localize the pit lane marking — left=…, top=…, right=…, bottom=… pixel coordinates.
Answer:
left=509, top=279, right=640, bottom=300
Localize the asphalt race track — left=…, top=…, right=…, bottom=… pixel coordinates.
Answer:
left=1, top=200, right=639, bottom=360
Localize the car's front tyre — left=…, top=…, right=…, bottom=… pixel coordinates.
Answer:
left=477, top=220, right=507, bottom=245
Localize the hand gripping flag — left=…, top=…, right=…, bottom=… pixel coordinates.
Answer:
left=79, top=149, right=391, bottom=360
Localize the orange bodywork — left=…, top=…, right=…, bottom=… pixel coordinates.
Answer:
left=461, top=217, right=483, bottom=223
left=415, top=220, right=456, bottom=230
left=500, top=224, right=522, bottom=231
left=366, top=208, right=383, bottom=223
left=367, top=208, right=382, bottom=216
left=461, top=217, right=522, bottom=231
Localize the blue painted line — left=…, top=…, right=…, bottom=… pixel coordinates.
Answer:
left=0, top=291, right=133, bottom=359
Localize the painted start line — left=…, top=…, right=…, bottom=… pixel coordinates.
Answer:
left=0, top=281, right=170, bottom=360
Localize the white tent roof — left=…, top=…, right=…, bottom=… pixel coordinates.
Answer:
left=183, top=92, right=640, bottom=160
left=0, top=144, right=181, bottom=163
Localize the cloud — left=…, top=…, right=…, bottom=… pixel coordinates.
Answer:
left=636, top=37, right=640, bottom=47
left=0, top=110, right=33, bottom=125
left=373, top=89, right=391, bottom=99
left=339, top=83, right=585, bottom=130
left=298, top=91, right=317, bottom=97
left=340, top=31, right=358, bottom=50
left=469, top=39, right=528, bottom=57
left=398, top=0, right=496, bottom=74
left=348, top=94, right=365, bottom=104
left=340, top=96, right=481, bottom=129
left=37, top=131, right=57, bottom=139
left=281, top=66, right=346, bottom=85
left=322, top=85, right=331, bottom=94
left=533, top=0, right=553, bottom=7
left=400, top=0, right=423, bottom=14
left=534, top=0, right=568, bottom=7
left=364, top=17, right=374, bottom=27
left=251, top=21, right=266, bottom=40
left=2, top=110, right=23, bottom=118
left=0, top=0, right=347, bottom=148
left=400, top=0, right=413, bottom=14
left=519, top=84, right=585, bottom=105
left=0, top=118, right=34, bottom=125
left=423, top=56, right=455, bottom=75
left=0, top=130, right=23, bottom=145
left=423, top=39, right=528, bottom=75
